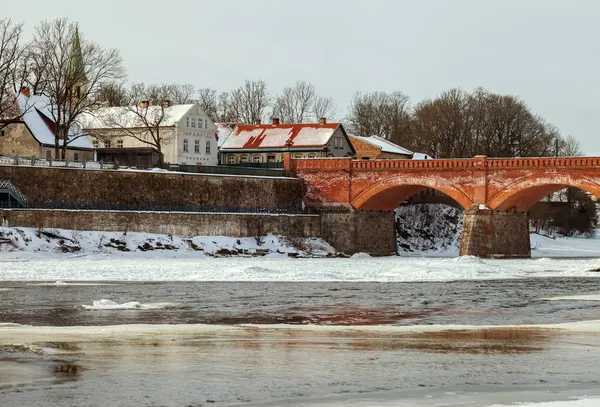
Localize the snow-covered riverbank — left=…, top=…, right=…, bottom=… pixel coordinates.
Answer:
left=0, top=227, right=336, bottom=258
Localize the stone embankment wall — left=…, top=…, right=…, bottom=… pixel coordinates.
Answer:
left=0, top=166, right=303, bottom=211
left=319, top=210, right=396, bottom=255
left=0, top=210, right=321, bottom=239
left=459, top=204, right=530, bottom=258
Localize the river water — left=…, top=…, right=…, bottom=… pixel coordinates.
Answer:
left=1, top=257, right=600, bottom=406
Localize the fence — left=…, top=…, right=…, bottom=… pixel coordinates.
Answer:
left=0, top=155, right=117, bottom=170
left=161, top=163, right=287, bottom=177
left=0, top=156, right=288, bottom=177
left=0, top=179, right=28, bottom=208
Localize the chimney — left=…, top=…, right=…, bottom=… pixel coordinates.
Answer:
left=272, top=117, right=280, bottom=125
left=20, top=86, right=31, bottom=98
left=140, top=100, right=149, bottom=109
left=255, top=119, right=261, bottom=125
left=319, top=117, right=327, bottom=125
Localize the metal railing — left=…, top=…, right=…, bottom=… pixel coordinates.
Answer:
left=0, top=179, right=28, bottom=207
left=161, top=163, right=287, bottom=177
left=26, top=201, right=314, bottom=215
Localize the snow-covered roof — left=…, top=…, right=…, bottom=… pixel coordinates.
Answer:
left=412, top=152, right=433, bottom=160
left=216, top=124, right=234, bottom=148
left=221, top=123, right=341, bottom=151
left=355, top=135, right=413, bottom=156
left=16, top=93, right=94, bottom=149
left=81, top=104, right=195, bottom=129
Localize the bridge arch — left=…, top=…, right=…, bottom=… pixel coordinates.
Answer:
left=351, top=175, right=474, bottom=211
left=488, top=173, right=600, bottom=212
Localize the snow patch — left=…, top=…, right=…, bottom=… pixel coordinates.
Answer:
left=351, top=252, right=372, bottom=259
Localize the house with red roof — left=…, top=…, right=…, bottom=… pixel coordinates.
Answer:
left=219, top=118, right=355, bottom=166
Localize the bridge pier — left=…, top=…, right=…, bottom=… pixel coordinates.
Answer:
left=319, top=208, right=396, bottom=256
left=459, top=204, right=530, bottom=258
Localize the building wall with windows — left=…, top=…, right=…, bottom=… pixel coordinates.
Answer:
left=85, top=103, right=218, bottom=166
left=219, top=127, right=353, bottom=165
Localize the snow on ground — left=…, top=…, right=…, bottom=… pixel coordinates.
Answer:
left=1, top=255, right=600, bottom=282
left=0, top=227, right=335, bottom=258
left=488, top=399, right=599, bottom=407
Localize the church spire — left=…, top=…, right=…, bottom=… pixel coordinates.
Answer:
left=69, top=24, right=86, bottom=99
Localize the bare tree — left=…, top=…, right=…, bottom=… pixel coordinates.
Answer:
left=169, top=83, right=195, bottom=104
left=411, top=88, right=559, bottom=158
left=0, top=19, right=26, bottom=127
left=272, top=81, right=316, bottom=123
left=197, top=87, right=217, bottom=121
left=312, top=95, right=336, bottom=121
left=558, top=134, right=584, bottom=157
left=94, top=81, right=128, bottom=107
left=91, top=83, right=175, bottom=163
left=230, top=79, right=271, bottom=123
left=347, top=91, right=412, bottom=147
left=30, top=18, right=125, bottom=158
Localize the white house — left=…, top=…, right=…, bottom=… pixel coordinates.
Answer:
left=82, top=102, right=218, bottom=166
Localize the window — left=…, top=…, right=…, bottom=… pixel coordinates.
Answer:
left=191, top=118, right=196, bottom=128
left=92, top=140, right=99, bottom=148
left=183, top=139, right=189, bottom=152
left=195, top=139, right=200, bottom=153
left=204, top=119, right=208, bottom=129
left=104, top=140, right=112, bottom=148
left=117, top=139, right=124, bottom=148
left=205, top=140, right=211, bottom=155
left=267, top=154, right=276, bottom=162
left=308, top=154, right=316, bottom=158
left=46, top=150, right=52, bottom=159
left=227, top=155, right=235, bottom=164
left=253, top=155, right=261, bottom=163
left=294, top=153, right=303, bottom=159
left=74, top=153, right=79, bottom=161
left=186, top=117, right=189, bottom=127
left=240, top=155, right=249, bottom=163
left=0, top=129, right=5, bottom=137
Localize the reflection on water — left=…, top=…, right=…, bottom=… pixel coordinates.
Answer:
left=2, top=278, right=600, bottom=406
left=1, top=324, right=600, bottom=406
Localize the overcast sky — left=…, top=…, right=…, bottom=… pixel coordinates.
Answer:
left=6, top=0, right=600, bottom=154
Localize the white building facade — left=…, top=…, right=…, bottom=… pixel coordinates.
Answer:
left=83, top=102, right=218, bottom=166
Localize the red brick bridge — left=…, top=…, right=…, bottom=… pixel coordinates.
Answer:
left=285, top=155, right=600, bottom=258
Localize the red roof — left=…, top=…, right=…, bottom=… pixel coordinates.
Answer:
left=221, top=123, right=341, bottom=150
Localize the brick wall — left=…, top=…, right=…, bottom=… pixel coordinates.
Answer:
left=0, top=166, right=303, bottom=211
left=0, top=209, right=321, bottom=238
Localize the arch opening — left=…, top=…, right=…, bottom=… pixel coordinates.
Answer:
left=352, top=178, right=473, bottom=211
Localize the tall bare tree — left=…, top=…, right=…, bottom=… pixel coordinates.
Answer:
left=230, top=79, right=271, bottom=123
left=94, top=81, right=128, bottom=107
left=312, top=95, right=336, bottom=121
left=169, top=83, right=195, bottom=104
left=197, top=87, right=217, bottom=121
left=346, top=91, right=412, bottom=147
left=0, top=19, right=26, bottom=127
left=558, top=134, right=584, bottom=157
left=91, top=83, right=175, bottom=163
left=272, top=81, right=316, bottom=123
left=30, top=18, right=125, bottom=158
left=411, top=88, right=559, bottom=158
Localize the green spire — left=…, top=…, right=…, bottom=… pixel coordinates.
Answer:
left=69, top=25, right=86, bottom=83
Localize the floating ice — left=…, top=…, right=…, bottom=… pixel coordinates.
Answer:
left=539, top=294, right=600, bottom=302
left=81, top=299, right=179, bottom=310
